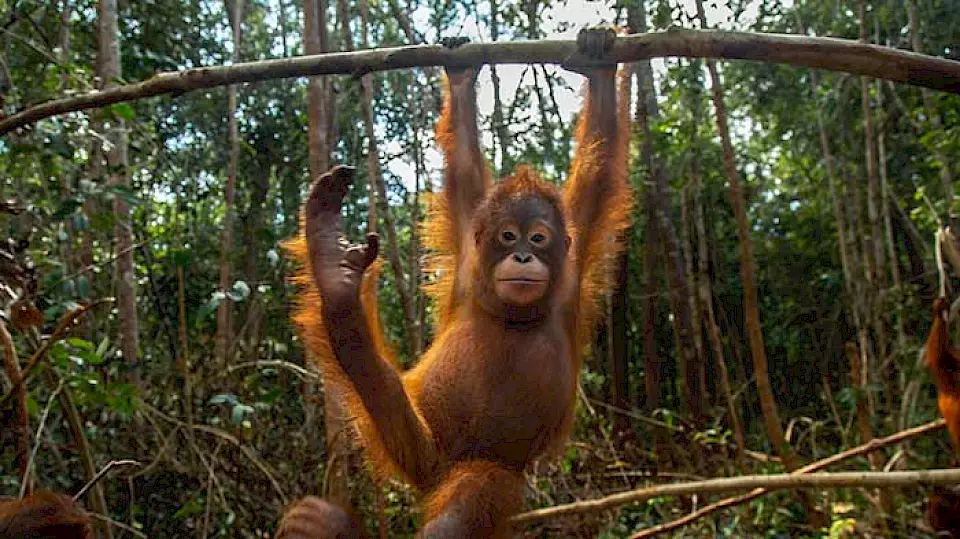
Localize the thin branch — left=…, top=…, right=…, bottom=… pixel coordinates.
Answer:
left=20, top=379, right=62, bottom=498
left=138, top=400, right=288, bottom=504
left=511, top=419, right=946, bottom=528
left=627, top=419, right=947, bottom=537
left=0, top=318, right=30, bottom=488
left=514, top=466, right=959, bottom=529
left=73, top=460, right=141, bottom=503
left=225, top=359, right=320, bottom=380
left=0, top=299, right=111, bottom=408
left=4, top=28, right=960, bottom=135
left=87, top=512, right=148, bottom=539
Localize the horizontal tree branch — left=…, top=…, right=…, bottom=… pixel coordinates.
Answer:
left=3, top=28, right=960, bottom=135
left=514, top=466, right=960, bottom=529
left=512, top=419, right=947, bottom=528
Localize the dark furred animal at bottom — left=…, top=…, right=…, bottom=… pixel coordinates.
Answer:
left=0, top=490, right=92, bottom=538
left=278, top=27, right=633, bottom=538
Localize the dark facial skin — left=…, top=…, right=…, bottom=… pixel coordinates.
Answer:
left=475, top=196, right=568, bottom=317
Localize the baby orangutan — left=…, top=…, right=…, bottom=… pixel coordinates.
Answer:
left=279, top=28, right=632, bottom=538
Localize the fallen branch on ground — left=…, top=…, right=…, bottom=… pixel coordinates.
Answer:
left=511, top=419, right=946, bottom=530
left=3, top=28, right=960, bottom=135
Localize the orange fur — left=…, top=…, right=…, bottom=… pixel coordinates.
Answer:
left=421, top=461, right=525, bottom=539
left=925, top=297, right=960, bottom=453
left=564, top=69, right=634, bottom=354
left=0, top=491, right=92, bottom=539
left=283, top=231, right=411, bottom=481
left=924, top=298, right=960, bottom=538
left=282, top=38, right=632, bottom=536
left=276, top=496, right=367, bottom=539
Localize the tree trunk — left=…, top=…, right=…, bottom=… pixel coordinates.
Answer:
left=631, top=4, right=705, bottom=442
left=693, top=0, right=820, bottom=522
left=858, top=0, right=889, bottom=417
left=610, top=251, right=630, bottom=435
left=628, top=1, right=683, bottom=469
left=0, top=320, right=30, bottom=491
left=303, top=0, right=350, bottom=507
left=354, top=0, right=417, bottom=359
left=58, top=0, right=75, bottom=273
left=241, top=161, right=270, bottom=361
left=811, top=72, right=856, bottom=299
left=175, top=180, right=194, bottom=427
left=98, top=0, right=137, bottom=378
left=304, top=0, right=334, bottom=174
left=846, top=341, right=893, bottom=519
left=488, top=0, right=511, bottom=175
left=216, top=0, right=243, bottom=366
left=688, top=60, right=745, bottom=465
left=679, top=185, right=706, bottom=401
left=876, top=77, right=904, bottom=414
left=907, top=0, right=954, bottom=228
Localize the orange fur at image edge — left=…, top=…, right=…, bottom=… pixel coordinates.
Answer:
left=923, top=297, right=960, bottom=538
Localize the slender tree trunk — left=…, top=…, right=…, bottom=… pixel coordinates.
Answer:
left=858, top=0, right=889, bottom=419
left=0, top=320, right=30, bottom=491
left=702, top=61, right=786, bottom=462
left=305, top=0, right=334, bottom=174
left=846, top=341, right=892, bottom=519
left=812, top=73, right=856, bottom=299
left=858, top=2, right=885, bottom=289
left=303, top=0, right=350, bottom=506
left=175, top=182, right=194, bottom=427
left=410, top=120, right=427, bottom=356
left=875, top=77, right=904, bottom=413
left=58, top=0, right=75, bottom=272
left=688, top=60, right=745, bottom=465
left=907, top=0, right=954, bottom=228
left=353, top=0, right=417, bottom=359
left=216, top=0, right=243, bottom=365
left=488, top=0, right=511, bottom=175
left=98, top=0, right=137, bottom=376
left=679, top=186, right=705, bottom=395
left=693, top=0, right=820, bottom=521
left=628, top=0, right=668, bottom=468
left=241, top=162, right=270, bottom=360
left=610, top=251, right=630, bottom=435
left=631, top=5, right=705, bottom=442
left=641, top=200, right=667, bottom=461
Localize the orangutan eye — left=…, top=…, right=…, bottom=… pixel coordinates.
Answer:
left=528, top=224, right=551, bottom=247
left=499, top=226, right=519, bottom=246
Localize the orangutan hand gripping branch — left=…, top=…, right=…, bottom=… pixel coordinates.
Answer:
left=278, top=27, right=632, bottom=538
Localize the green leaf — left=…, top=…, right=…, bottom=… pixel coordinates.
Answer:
left=106, top=184, right=141, bottom=206
left=231, top=403, right=254, bottom=424
left=77, top=349, right=106, bottom=366
left=227, top=280, right=251, bottom=302
left=67, top=337, right=94, bottom=351
left=96, top=337, right=110, bottom=357
left=208, top=393, right=238, bottom=406
left=111, top=103, right=136, bottom=121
